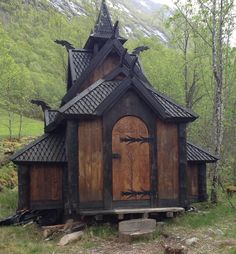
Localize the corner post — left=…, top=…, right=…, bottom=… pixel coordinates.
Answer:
left=65, top=120, right=79, bottom=216
left=178, top=123, right=189, bottom=208
left=18, top=165, right=30, bottom=210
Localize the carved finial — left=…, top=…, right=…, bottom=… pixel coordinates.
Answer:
left=31, top=100, right=51, bottom=112
left=111, top=21, right=119, bottom=39
left=132, top=46, right=150, bottom=55
left=54, top=40, right=75, bottom=52
left=129, top=56, right=138, bottom=78
left=120, top=48, right=128, bottom=67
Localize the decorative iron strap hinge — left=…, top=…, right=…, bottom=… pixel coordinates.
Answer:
left=120, top=135, right=153, bottom=144
left=121, top=189, right=156, bottom=199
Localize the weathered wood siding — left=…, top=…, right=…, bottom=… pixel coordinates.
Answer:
left=112, top=116, right=151, bottom=201
left=78, top=119, right=103, bottom=202
left=30, top=165, right=63, bottom=202
left=79, top=53, right=120, bottom=92
left=187, top=164, right=198, bottom=197
left=157, top=119, right=179, bottom=200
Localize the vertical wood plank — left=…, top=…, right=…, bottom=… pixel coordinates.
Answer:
left=187, top=164, right=198, bottom=196
left=198, top=163, right=208, bottom=202
left=66, top=121, right=79, bottom=215
left=30, top=165, right=63, bottom=201
left=78, top=119, right=103, bottom=202
left=157, top=120, right=179, bottom=200
left=178, top=123, right=189, bottom=207
left=18, top=165, right=30, bottom=210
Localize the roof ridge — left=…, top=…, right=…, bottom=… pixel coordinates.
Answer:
left=70, top=49, right=93, bottom=53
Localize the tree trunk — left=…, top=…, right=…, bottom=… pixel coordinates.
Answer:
left=210, top=0, right=224, bottom=204
left=18, top=113, right=23, bottom=140
left=7, top=111, right=13, bottom=140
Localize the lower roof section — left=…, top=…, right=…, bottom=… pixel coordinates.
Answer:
left=11, top=133, right=66, bottom=163
left=11, top=132, right=218, bottom=164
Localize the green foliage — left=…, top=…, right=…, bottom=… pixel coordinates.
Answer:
left=170, top=199, right=236, bottom=229
left=0, top=108, right=43, bottom=138
left=0, top=188, right=17, bottom=219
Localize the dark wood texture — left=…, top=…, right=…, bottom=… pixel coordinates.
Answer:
left=18, top=165, right=30, bottom=210
left=78, top=119, right=103, bottom=202
left=198, top=163, right=208, bottom=201
left=178, top=123, right=188, bottom=207
left=79, top=53, right=120, bottom=92
left=112, top=116, right=151, bottom=201
left=30, top=164, right=63, bottom=202
left=103, top=90, right=156, bottom=209
left=157, top=119, right=179, bottom=201
left=66, top=121, right=79, bottom=214
left=187, top=164, right=198, bottom=197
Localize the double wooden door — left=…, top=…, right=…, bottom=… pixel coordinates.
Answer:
left=112, top=116, right=151, bottom=201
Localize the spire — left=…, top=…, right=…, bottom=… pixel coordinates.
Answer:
left=94, top=0, right=114, bottom=36
left=84, top=0, right=127, bottom=50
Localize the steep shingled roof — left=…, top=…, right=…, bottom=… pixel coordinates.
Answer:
left=59, top=79, right=122, bottom=115
left=94, top=0, right=113, bottom=37
left=69, top=49, right=93, bottom=82
left=187, top=142, right=218, bottom=163
left=11, top=134, right=66, bottom=163
left=84, top=1, right=126, bottom=50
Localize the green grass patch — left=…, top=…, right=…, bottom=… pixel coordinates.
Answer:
left=85, top=224, right=117, bottom=239
left=0, top=188, right=18, bottom=219
left=0, top=108, right=43, bottom=138
left=169, top=197, right=236, bottom=229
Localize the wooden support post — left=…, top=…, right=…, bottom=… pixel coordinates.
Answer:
left=103, top=119, right=113, bottom=210
left=66, top=121, right=79, bottom=216
left=178, top=124, right=189, bottom=208
left=18, top=165, right=30, bottom=210
left=150, top=121, right=158, bottom=208
left=198, top=163, right=208, bottom=202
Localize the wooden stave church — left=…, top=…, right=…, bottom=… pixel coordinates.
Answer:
left=11, top=1, right=218, bottom=218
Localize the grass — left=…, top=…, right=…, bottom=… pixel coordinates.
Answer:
left=0, top=188, right=236, bottom=254
left=0, top=108, right=43, bottom=138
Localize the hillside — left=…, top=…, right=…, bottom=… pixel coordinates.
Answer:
left=0, top=108, right=43, bottom=138
left=48, top=0, right=170, bottom=41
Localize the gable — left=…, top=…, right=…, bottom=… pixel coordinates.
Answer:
left=62, top=39, right=145, bottom=104
left=78, top=52, right=121, bottom=93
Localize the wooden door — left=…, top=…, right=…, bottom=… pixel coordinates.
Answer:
left=112, top=116, right=151, bottom=201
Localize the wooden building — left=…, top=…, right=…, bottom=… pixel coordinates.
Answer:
left=11, top=1, right=218, bottom=219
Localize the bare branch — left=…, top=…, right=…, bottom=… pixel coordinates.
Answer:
left=175, top=3, right=212, bottom=47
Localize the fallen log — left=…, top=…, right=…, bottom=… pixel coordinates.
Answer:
left=42, top=220, right=85, bottom=238
left=58, top=231, right=84, bottom=246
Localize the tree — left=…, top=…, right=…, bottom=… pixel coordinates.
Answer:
left=175, top=0, right=235, bottom=203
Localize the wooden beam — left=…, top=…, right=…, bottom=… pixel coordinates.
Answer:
left=79, top=207, right=185, bottom=216
left=103, top=118, right=113, bottom=210
left=198, top=163, right=208, bottom=202
left=178, top=124, right=189, bottom=208
left=150, top=119, right=158, bottom=207
left=17, top=165, right=30, bottom=210
left=66, top=121, right=79, bottom=216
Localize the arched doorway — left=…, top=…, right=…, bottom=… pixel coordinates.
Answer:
left=112, top=116, right=151, bottom=201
